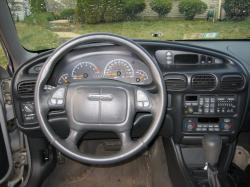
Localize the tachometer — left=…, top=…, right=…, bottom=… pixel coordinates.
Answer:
left=58, top=73, right=70, bottom=85
left=104, top=59, right=134, bottom=80
left=71, top=62, right=100, bottom=80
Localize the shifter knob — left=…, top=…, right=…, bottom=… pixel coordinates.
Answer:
left=202, top=134, right=222, bottom=167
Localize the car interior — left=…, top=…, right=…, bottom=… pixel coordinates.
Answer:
left=1, top=0, right=250, bottom=187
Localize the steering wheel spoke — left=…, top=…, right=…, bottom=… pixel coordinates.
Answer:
left=65, top=128, right=84, bottom=146
left=117, top=129, right=134, bottom=151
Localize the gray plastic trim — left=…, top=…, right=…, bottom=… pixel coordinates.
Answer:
left=0, top=98, right=13, bottom=184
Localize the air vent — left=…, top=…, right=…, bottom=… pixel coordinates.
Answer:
left=17, top=81, right=36, bottom=96
left=164, top=74, right=187, bottom=91
left=220, top=74, right=245, bottom=91
left=191, top=74, right=217, bottom=90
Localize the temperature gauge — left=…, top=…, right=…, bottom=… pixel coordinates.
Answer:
left=58, top=73, right=70, bottom=85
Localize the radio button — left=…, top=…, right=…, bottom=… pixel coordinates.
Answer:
left=209, top=128, right=214, bottom=132
left=210, top=109, right=215, bottom=113
left=214, top=128, right=220, bottom=131
left=202, top=128, right=207, bottom=131
left=196, top=128, right=201, bottom=131
left=205, top=98, right=210, bottom=102
left=214, top=124, right=219, bottom=128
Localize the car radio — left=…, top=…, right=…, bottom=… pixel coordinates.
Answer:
left=184, top=95, right=237, bottom=115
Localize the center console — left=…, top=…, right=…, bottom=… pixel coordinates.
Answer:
left=184, top=95, right=237, bottom=115
left=183, top=94, right=237, bottom=134
left=156, top=48, right=249, bottom=187
left=165, top=85, right=247, bottom=187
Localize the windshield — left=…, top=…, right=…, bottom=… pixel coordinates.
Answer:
left=8, top=0, right=250, bottom=51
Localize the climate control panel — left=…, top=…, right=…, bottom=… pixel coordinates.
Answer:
left=184, top=95, right=237, bottom=115
left=183, top=118, right=235, bottom=133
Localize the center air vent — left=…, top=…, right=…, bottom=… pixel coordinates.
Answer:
left=191, top=74, right=217, bottom=90
left=164, top=74, right=187, bottom=91
left=17, top=80, right=36, bottom=96
left=220, top=74, right=245, bottom=91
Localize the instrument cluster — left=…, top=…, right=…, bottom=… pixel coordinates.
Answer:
left=52, top=54, right=152, bottom=86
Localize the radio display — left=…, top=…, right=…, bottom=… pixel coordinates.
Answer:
left=185, top=95, right=198, bottom=101
left=198, top=117, right=219, bottom=123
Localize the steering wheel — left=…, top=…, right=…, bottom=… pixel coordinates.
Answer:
left=35, top=33, right=166, bottom=165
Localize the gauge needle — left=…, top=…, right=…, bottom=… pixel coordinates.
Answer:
left=72, top=75, right=83, bottom=80
left=106, top=73, right=118, bottom=77
left=62, top=77, right=69, bottom=84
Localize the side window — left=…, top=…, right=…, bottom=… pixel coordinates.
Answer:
left=0, top=43, right=8, bottom=69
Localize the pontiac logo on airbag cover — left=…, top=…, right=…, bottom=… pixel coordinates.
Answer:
left=88, top=93, right=113, bottom=101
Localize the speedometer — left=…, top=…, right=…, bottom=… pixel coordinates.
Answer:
left=104, top=59, right=134, bottom=80
left=71, top=62, right=100, bottom=80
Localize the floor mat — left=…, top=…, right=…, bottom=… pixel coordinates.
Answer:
left=43, top=154, right=151, bottom=187
left=230, top=164, right=250, bottom=187
left=42, top=138, right=173, bottom=187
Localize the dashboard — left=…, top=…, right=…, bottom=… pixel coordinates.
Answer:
left=11, top=41, right=249, bottom=145
left=29, top=50, right=152, bottom=86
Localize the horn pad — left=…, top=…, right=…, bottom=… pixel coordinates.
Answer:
left=68, top=86, right=128, bottom=124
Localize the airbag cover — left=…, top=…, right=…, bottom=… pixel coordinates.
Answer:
left=70, top=87, right=127, bottom=124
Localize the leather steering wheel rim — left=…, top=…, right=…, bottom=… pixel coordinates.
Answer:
left=35, top=33, right=166, bottom=165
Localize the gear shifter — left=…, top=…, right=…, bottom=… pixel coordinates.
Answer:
left=202, top=134, right=222, bottom=187
left=202, top=134, right=222, bottom=167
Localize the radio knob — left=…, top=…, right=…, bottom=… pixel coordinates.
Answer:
left=187, top=107, right=193, bottom=114
left=187, top=122, right=196, bottom=131
left=224, top=124, right=231, bottom=130
left=187, top=124, right=193, bottom=130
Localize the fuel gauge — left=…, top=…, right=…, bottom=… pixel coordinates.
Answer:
left=135, top=70, right=149, bottom=84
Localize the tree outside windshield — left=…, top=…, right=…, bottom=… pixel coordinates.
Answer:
left=6, top=0, right=250, bottom=51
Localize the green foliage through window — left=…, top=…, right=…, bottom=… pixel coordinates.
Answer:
left=76, top=0, right=125, bottom=24
left=5, top=0, right=250, bottom=53
left=179, top=0, right=207, bottom=20
left=24, top=12, right=56, bottom=26
left=224, top=0, right=250, bottom=20
left=60, top=9, right=75, bottom=21
left=150, top=0, right=172, bottom=17
left=0, top=44, right=7, bottom=69
left=30, top=0, right=46, bottom=14
left=124, top=0, right=146, bottom=19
